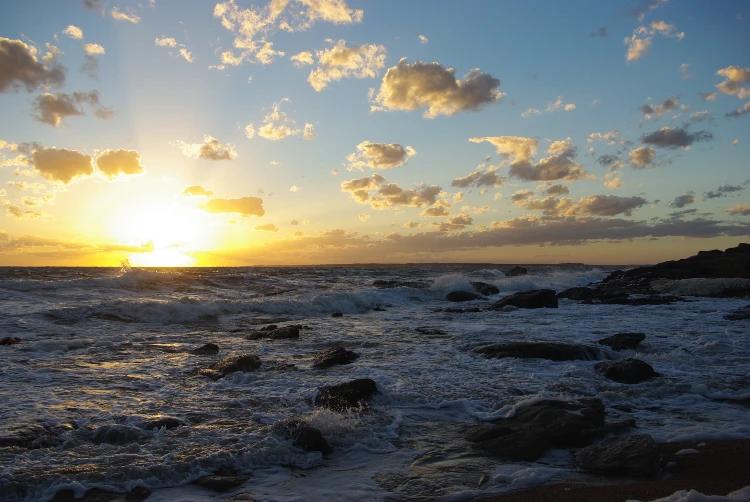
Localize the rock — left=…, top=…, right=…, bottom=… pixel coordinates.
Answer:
left=490, top=289, right=558, bottom=309
left=199, top=354, right=261, bottom=380
left=312, top=346, right=359, bottom=369
left=415, top=327, right=445, bottom=335
left=505, top=266, right=528, bottom=277
left=557, top=287, right=594, bottom=301
left=331, top=312, right=343, bottom=318
left=51, top=486, right=151, bottom=502
left=373, top=280, right=432, bottom=289
left=446, top=291, right=483, bottom=302
left=600, top=295, right=684, bottom=306
left=247, top=325, right=300, bottom=340
left=0, top=424, right=62, bottom=449
left=194, top=475, right=249, bottom=492
left=373, top=306, right=386, bottom=311
left=465, top=398, right=635, bottom=461
left=594, top=358, right=659, bottom=384
left=272, top=419, right=332, bottom=455
left=473, top=342, right=603, bottom=361
left=472, top=281, right=500, bottom=296
left=574, top=434, right=660, bottom=476
left=139, top=416, right=186, bottom=431
left=315, top=378, right=378, bottom=412
left=191, top=343, right=219, bottom=355
left=91, top=424, right=146, bottom=445
left=597, top=333, right=646, bottom=351
left=261, top=324, right=278, bottom=330
left=724, top=305, right=750, bottom=321
left=0, top=337, right=21, bottom=345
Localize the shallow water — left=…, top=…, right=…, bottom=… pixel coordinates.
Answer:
left=0, top=265, right=748, bottom=501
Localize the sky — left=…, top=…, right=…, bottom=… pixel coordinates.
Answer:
left=0, top=0, right=749, bottom=266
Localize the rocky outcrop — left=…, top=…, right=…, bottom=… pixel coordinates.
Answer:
left=272, top=419, right=332, bottom=455
left=557, top=287, right=595, bottom=301
left=446, top=291, right=483, bottom=302
left=465, top=398, right=635, bottom=461
left=315, top=378, right=378, bottom=412
left=247, top=325, right=300, bottom=340
left=490, top=289, right=558, bottom=309
left=191, top=343, right=219, bottom=354
left=472, top=281, right=500, bottom=296
left=505, top=266, right=528, bottom=277
left=574, top=434, right=660, bottom=476
left=597, top=333, right=646, bottom=351
left=199, top=354, right=262, bottom=380
left=473, top=342, right=603, bottom=361
left=594, top=358, right=659, bottom=384
left=312, top=346, right=359, bottom=369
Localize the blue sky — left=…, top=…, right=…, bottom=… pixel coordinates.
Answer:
left=0, top=0, right=748, bottom=265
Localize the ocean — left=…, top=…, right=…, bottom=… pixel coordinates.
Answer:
left=1, top=264, right=748, bottom=502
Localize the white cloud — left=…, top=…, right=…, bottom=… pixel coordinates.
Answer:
left=246, top=99, right=315, bottom=141
left=418, top=34, right=428, bottom=44
left=346, top=141, right=416, bottom=170
left=546, top=96, right=576, bottom=112
left=624, top=20, right=684, bottom=62
left=290, top=51, right=314, bottom=67
left=341, top=173, right=441, bottom=210
left=96, top=149, right=145, bottom=179
left=178, top=135, right=237, bottom=160
left=63, top=25, right=83, bottom=40
left=200, top=196, right=265, bottom=217
left=111, top=7, right=141, bottom=23
left=521, top=108, right=541, bottom=118
left=307, top=40, right=386, bottom=91
left=629, top=146, right=656, bottom=166
left=715, top=66, right=750, bottom=99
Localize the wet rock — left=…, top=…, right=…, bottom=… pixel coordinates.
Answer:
left=600, top=295, right=684, bottom=306
left=472, top=281, right=499, bottom=296
left=191, top=343, right=219, bottom=355
left=574, top=434, right=660, bottom=476
left=315, top=378, right=378, bottom=412
left=373, top=306, right=386, bottom=311
left=0, top=424, right=62, bottom=449
left=0, top=337, right=21, bottom=345
left=415, top=327, right=445, bottom=335
left=725, top=305, right=750, bottom=321
left=465, top=398, right=635, bottom=461
left=91, top=424, right=146, bottom=445
left=51, top=486, right=151, bottom=502
left=194, top=472, right=249, bottom=493
left=312, top=346, right=359, bottom=369
left=442, top=306, right=483, bottom=313
left=446, top=291, right=483, bottom=302
left=373, top=280, right=432, bottom=289
left=139, top=416, right=186, bottom=431
left=597, top=333, right=646, bottom=351
left=199, top=354, right=262, bottom=380
left=472, top=342, right=603, bottom=361
left=594, top=358, right=659, bottom=384
left=490, top=289, right=558, bottom=309
left=272, top=418, right=332, bottom=455
left=505, top=266, right=528, bottom=277
left=331, top=312, right=343, bottom=318
left=261, top=324, right=278, bottom=331
left=247, top=325, right=300, bottom=340
left=557, top=287, right=594, bottom=301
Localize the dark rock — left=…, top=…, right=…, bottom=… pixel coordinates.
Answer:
left=574, top=434, right=660, bottom=476
left=597, top=333, right=646, bottom=351
left=595, top=358, right=659, bottom=384
left=446, top=291, right=483, bottom=302
left=600, top=295, right=684, bottom=306
left=557, top=287, right=594, bottom=301
left=0, top=425, right=62, bottom=449
left=51, top=486, right=151, bottom=502
left=472, top=281, right=500, bottom=296
left=194, top=473, right=249, bottom=492
left=331, top=312, right=343, bottom=318
left=261, top=324, right=278, bottom=331
left=465, top=398, right=635, bottom=461
left=473, top=342, right=603, bottom=361
left=272, top=419, right=332, bottom=455
left=505, top=266, right=528, bottom=277
left=442, top=307, right=483, bottom=313
left=373, top=280, right=432, bottom=289
left=315, top=378, right=378, bottom=412
left=199, top=354, right=261, bottom=380
left=312, top=346, right=359, bottom=369
left=140, top=416, right=186, bottom=431
left=415, top=327, right=445, bottom=335
left=725, top=305, right=750, bottom=321
left=248, top=325, right=300, bottom=340
left=91, top=424, right=146, bottom=445
left=0, top=337, right=21, bottom=345
left=373, top=306, right=386, bottom=311
left=191, top=343, right=219, bottom=354
left=491, top=289, right=558, bottom=309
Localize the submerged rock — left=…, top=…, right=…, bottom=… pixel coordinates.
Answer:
left=0, top=337, right=21, bottom=345
left=465, top=398, right=635, bottom=461
left=490, top=289, right=558, bottom=309
left=594, top=358, right=659, bottom=384
left=191, top=343, right=219, bottom=355
left=473, top=342, right=603, bottom=361
left=247, top=325, right=300, bottom=340
left=199, top=354, right=262, bottom=380
left=574, top=434, right=660, bottom=476
left=91, top=424, right=146, bottom=445
left=312, top=346, right=359, bottom=369
left=505, top=266, right=528, bottom=277
left=557, top=287, right=594, bottom=301
left=272, top=419, right=332, bottom=455
left=315, top=378, right=378, bottom=412
left=446, top=291, right=483, bottom=302
left=597, top=333, right=646, bottom=351
left=471, top=281, right=500, bottom=296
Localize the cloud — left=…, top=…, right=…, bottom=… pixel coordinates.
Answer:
left=32, top=147, right=93, bottom=184
left=514, top=194, right=648, bottom=217
left=307, top=40, right=386, bottom=91
left=246, top=99, right=315, bottom=141
left=155, top=37, right=177, bottom=47
left=640, top=126, right=713, bottom=149
left=546, top=96, right=576, bottom=112
left=403, top=221, right=422, bottom=229
left=521, top=108, right=541, bottom=118
left=630, top=0, right=669, bottom=22
left=0, top=38, right=66, bottom=93
left=639, top=96, right=678, bottom=118
left=624, top=20, right=684, bottom=62
left=590, top=27, right=607, bottom=37
left=597, top=154, right=621, bottom=167
left=178, top=48, right=195, bottom=63
left=726, top=101, right=750, bottom=118
left=680, top=63, right=694, bottom=79
left=341, top=173, right=441, bottom=210
left=370, top=58, right=503, bottom=118
left=704, top=185, right=744, bottom=199
left=358, top=214, right=370, bottom=222
left=419, top=34, right=428, bottom=44
left=689, top=110, right=710, bottom=122
left=183, top=185, right=214, bottom=197
left=588, top=130, right=621, bottom=144
left=421, top=205, right=450, bottom=217
left=669, top=193, right=695, bottom=208
left=451, top=165, right=505, bottom=188
left=469, top=136, right=537, bottom=161
left=96, top=149, right=144, bottom=179
left=431, top=213, right=473, bottom=231
left=603, top=172, right=622, bottom=189
left=729, top=204, right=750, bottom=216
left=178, top=135, right=237, bottom=160
left=2, top=201, right=44, bottom=220
left=82, top=43, right=105, bottom=78
left=715, top=66, right=750, bottom=99
left=255, top=223, right=279, bottom=231
left=346, top=141, right=416, bottom=170
left=63, top=25, right=84, bottom=40
left=290, top=51, right=314, bottom=66
left=629, top=146, right=656, bottom=166
left=700, top=92, right=717, bottom=101
left=200, top=197, right=265, bottom=217
left=31, top=90, right=113, bottom=126
left=546, top=184, right=569, bottom=196
left=732, top=139, right=739, bottom=146
left=111, top=7, right=140, bottom=23
left=511, top=190, right=535, bottom=202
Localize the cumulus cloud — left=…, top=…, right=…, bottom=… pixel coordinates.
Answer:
left=111, top=7, right=140, bottom=23
left=546, top=184, right=569, bottom=196
left=96, top=149, right=144, bottom=179
left=588, top=130, right=621, bottom=144
left=700, top=92, right=717, bottom=101
left=82, top=43, right=105, bottom=78
left=155, top=37, right=177, bottom=47
left=624, top=20, right=684, bottom=62
left=689, top=110, right=710, bottom=122
left=32, top=147, right=93, bottom=184
left=358, top=214, right=370, bottom=222
left=726, top=101, right=750, bottom=118
left=200, top=197, right=265, bottom=217
left=306, top=40, right=386, bottom=91
left=469, top=136, right=537, bottom=161
left=546, top=96, right=576, bottom=112
left=255, top=223, right=279, bottom=231
left=421, top=204, right=450, bottom=217
left=178, top=135, right=237, bottom=160
left=431, top=213, right=473, bottom=231
left=511, top=190, right=535, bottom=202
left=346, top=141, right=416, bottom=170
left=341, top=173, right=441, bottom=210
left=370, top=58, right=503, bottom=118
left=0, top=38, right=66, bottom=93
left=640, top=126, right=712, bottom=149
left=629, top=146, right=656, bottom=166
left=2, top=200, right=44, bottom=220
left=729, top=204, right=750, bottom=216
left=515, top=194, right=648, bottom=217
left=715, top=66, right=750, bottom=99
left=403, top=221, right=422, bottom=228
left=290, top=51, right=314, bottom=66
left=63, top=25, right=84, bottom=40
left=451, top=164, right=505, bottom=188
left=669, top=193, right=695, bottom=208
left=31, top=90, right=113, bottom=126
left=183, top=185, right=214, bottom=197
left=419, top=34, right=428, bottom=44
left=704, top=185, right=744, bottom=199
left=680, top=63, right=694, bottom=79
left=640, top=96, right=679, bottom=118
left=246, top=99, right=315, bottom=141
left=603, top=172, right=623, bottom=189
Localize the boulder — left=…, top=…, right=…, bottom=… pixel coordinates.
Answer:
left=315, top=378, right=378, bottom=412
left=557, top=287, right=595, bottom=301
left=91, top=424, right=146, bottom=445
left=373, top=306, right=386, bottom=311
left=194, top=467, right=250, bottom=493
left=247, top=325, right=300, bottom=340
left=139, top=416, right=186, bottom=431
left=491, top=289, right=558, bottom=309
left=446, top=291, right=483, bottom=302
left=473, top=342, right=603, bottom=361
left=505, top=266, right=528, bottom=277
left=597, top=333, right=646, bottom=351
left=594, top=358, right=659, bottom=384
left=472, top=281, right=500, bottom=296
left=465, top=398, right=635, bottom=461
left=0, top=337, right=21, bottom=345
left=331, top=312, right=343, bottom=318
left=574, top=434, right=660, bottom=476
left=272, top=419, right=332, bottom=455
left=191, top=343, right=219, bottom=355
left=199, top=354, right=262, bottom=380
left=312, top=346, right=359, bottom=369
